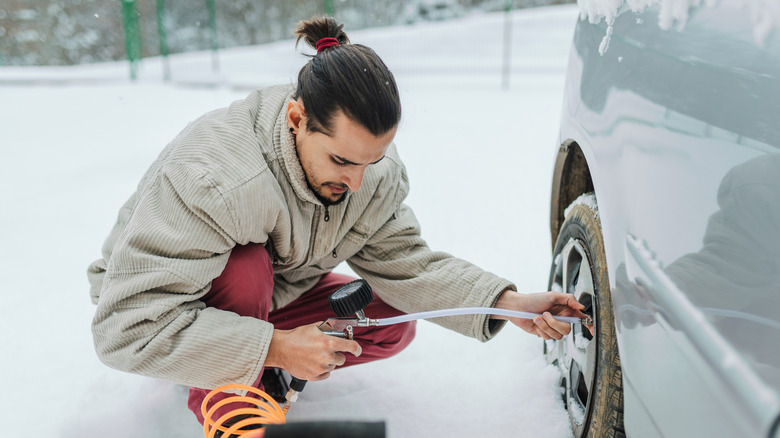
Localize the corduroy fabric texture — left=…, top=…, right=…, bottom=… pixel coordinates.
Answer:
left=87, top=84, right=515, bottom=390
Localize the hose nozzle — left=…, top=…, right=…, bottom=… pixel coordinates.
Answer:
left=283, top=377, right=307, bottom=412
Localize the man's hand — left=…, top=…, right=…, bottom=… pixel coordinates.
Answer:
left=265, top=323, right=362, bottom=381
left=492, top=289, right=591, bottom=340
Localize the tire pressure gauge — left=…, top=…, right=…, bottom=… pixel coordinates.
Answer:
left=328, top=279, right=374, bottom=318
left=285, top=280, right=376, bottom=408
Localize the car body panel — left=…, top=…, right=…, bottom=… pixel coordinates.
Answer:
left=555, top=1, right=780, bottom=436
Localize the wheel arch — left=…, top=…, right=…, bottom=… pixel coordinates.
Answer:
left=550, top=139, right=594, bottom=250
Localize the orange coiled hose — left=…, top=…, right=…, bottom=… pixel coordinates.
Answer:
left=201, top=384, right=287, bottom=438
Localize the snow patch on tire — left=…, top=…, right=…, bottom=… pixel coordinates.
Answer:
left=564, top=192, right=600, bottom=221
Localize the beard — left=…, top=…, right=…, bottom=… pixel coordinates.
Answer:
left=304, top=175, right=350, bottom=207
left=313, top=185, right=349, bottom=206
left=294, top=134, right=350, bottom=206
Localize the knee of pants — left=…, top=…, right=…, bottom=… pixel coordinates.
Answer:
left=351, top=320, right=417, bottom=365
left=381, top=320, right=417, bottom=349
left=204, top=243, right=274, bottom=318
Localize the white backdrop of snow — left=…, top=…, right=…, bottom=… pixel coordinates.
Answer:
left=0, top=5, right=582, bottom=438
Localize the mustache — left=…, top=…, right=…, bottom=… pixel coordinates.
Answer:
left=324, top=183, right=349, bottom=190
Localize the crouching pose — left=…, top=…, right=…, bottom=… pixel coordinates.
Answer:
left=87, top=16, right=587, bottom=427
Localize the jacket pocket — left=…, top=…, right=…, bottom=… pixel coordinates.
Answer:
left=264, top=239, right=293, bottom=268
left=311, top=227, right=370, bottom=271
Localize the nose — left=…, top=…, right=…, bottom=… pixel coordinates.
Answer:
left=342, top=167, right=366, bottom=192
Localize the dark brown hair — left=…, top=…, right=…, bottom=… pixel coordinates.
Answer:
left=294, top=17, right=401, bottom=137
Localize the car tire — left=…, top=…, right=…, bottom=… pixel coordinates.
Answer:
left=545, top=194, right=625, bottom=438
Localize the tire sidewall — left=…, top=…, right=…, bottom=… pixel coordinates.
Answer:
left=549, top=202, right=624, bottom=438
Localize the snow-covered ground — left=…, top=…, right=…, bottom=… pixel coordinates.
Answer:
left=0, top=5, right=579, bottom=437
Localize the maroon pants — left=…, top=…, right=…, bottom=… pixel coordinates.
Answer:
left=188, top=244, right=416, bottom=423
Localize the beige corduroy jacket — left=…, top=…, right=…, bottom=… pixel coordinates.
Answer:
left=87, top=84, right=514, bottom=390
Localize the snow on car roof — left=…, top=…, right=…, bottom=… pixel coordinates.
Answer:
left=577, top=0, right=780, bottom=54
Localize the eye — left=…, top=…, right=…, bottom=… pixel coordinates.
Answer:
left=331, top=156, right=349, bottom=167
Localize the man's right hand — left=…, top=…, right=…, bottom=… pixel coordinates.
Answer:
left=265, top=322, right=362, bottom=381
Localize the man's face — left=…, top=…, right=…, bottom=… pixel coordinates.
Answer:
left=287, top=100, right=397, bottom=205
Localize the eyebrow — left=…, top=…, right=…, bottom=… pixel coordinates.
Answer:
left=334, top=154, right=386, bottom=166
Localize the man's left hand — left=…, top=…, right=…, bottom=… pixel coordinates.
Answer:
left=492, top=289, right=592, bottom=340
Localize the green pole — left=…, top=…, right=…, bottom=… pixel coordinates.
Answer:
left=502, top=0, right=513, bottom=90
left=156, top=0, right=170, bottom=81
left=324, top=0, right=334, bottom=16
left=121, top=0, right=142, bottom=80
left=206, top=0, right=219, bottom=73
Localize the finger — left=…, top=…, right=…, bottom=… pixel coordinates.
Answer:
left=533, top=316, right=555, bottom=339
left=566, top=294, right=586, bottom=311
left=546, top=311, right=574, bottom=337
left=551, top=308, right=589, bottom=319
left=561, top=308, right=591, bottom=320
left=332, top=352, right=347, bottom=367
left=545, top=312, right=572, bottom=337
left=535, top=326, right=551, bottom=340
left=535, top=313, right=570, bottom=340
left=554, top=294, right=590, bottom=319
left=313, top=371, right=331, bottom=381
left=555, top=293, right=587, bottom=313
left=332, top=338, right=362, bottom=357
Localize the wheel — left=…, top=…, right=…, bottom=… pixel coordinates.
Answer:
left=544, top=194, right=625, bottom=437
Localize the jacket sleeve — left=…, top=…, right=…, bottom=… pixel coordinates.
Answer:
left=346, top=186, right=515, bottom=342
left=92, top=162, right=272, bottom=390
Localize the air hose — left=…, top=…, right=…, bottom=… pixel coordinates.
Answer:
left=377, top=307, right=588, bottom=325
left=201, top=384, right=285, bottom=438
left=202, top=280, right=591, bottom=436
left=324, top=279, right=591, bottom=327
left=201, top=384, right=385, bottom=437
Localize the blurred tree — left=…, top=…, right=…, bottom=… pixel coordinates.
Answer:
left=0, top=0, right=573, bottom=66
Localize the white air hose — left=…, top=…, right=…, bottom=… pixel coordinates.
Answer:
left=377, top=307, right=588, bottom=326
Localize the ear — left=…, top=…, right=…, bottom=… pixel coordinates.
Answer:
left=286, top=99, right=306, bottom=135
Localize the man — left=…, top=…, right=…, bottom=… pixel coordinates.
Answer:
left=87, top=16, right=587, bottom=425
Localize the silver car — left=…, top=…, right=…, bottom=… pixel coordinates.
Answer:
left=545, top=1, right=780, bottom=437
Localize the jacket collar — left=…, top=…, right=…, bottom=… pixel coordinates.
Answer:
left=274, top=103, right=323, bottom=206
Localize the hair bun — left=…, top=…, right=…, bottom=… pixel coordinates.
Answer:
left=292, top=15, right=401, bottom=138
left=295, top=16, right=350, bottom=52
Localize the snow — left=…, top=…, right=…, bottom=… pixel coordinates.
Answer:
left=564, top=192, right=600, bottom=221
left=0, top=5, right=579, bottom=438
left=577, top=0, right=780, bottom=53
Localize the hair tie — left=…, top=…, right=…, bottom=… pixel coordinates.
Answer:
left=316, top=37, right=340, bottom=53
